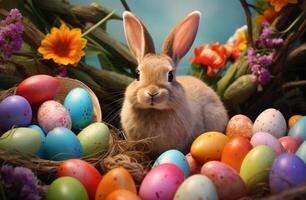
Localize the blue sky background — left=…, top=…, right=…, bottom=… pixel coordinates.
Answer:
left=71, top=0, right=247, bottom=74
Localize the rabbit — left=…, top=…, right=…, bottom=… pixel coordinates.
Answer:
left=120, top=10, right=228, bottom=156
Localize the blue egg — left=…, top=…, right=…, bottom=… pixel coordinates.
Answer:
left=64, top=88, right=93, bottom=129
left=288, top=116, right=306, bottom=142
left=153, top=149, right=190, bottom=177
left=44, top=127, right=83, bottom=161
left=28, top=124, right=46, bottom=158
left=296, top=141, right=306, bottom=163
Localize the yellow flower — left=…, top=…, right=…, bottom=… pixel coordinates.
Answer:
left=38, top=23, right=87, bottom=65
left=267, top=0, right=298, bottom=12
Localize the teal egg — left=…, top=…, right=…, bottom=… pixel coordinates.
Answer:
left=28, top=124, right=46, bottom=158
left=153, top=149, right=190, bottom=177
left=296, top=141, right=306, bottom=163
left=288, top=116, right=306, bottom=143
left=77, top=122, right=110, bottom=156
left=45, top=127, right=83, bottom=161
left=46, top=177, right=88, bottom=200
left=0, top=127, right=41, bottom=155
left=64, top=88, right=93, bottom=129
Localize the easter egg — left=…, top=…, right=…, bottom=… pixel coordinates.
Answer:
left=95, top=167, right=136, bottom=200
left=296, top=141, right=306, bottom=163
left=240, top=145, right=276, bottom=193
left=270, top=153, right=306, bottom=194
left=226, top=114, right=253, bottom=138
left=253, top=108, right=287, bottom=138
left=288, top=115, right=302, bottom=128
left=279, top=136, right=300, bottom=153
left=106, top=190, right=141, bottom=200
left=221, top=136, right=252, bottom=172
left=77, top=122, right=110, bottom=156
left=201, top=161, right=248, bottom=200
left=153, top=149, right=190, bottom=177
left=28, top=124, right=46, bottom=158
left=37, top=100, right=72, bottom=133
left=185, top=153, right=201, bottom=175
left=0, top=128, right=41, bottom=155
left=46, top=177, right=88, bottom=200
left=57, top=159, right=102, bottom=200
left=16, top=75, right=60, bottom=106
left=191, top=131, right=229, bottom=164
left=0, top=95, right=32, bottom=130
left=288, top=116, right=306, bottom=143
left=64, top=88, right=93, bottom=129
left=174, top=174, right=218, bottom=200
left=250, top=132, right=284, bottom=155
left=139, top=164, right=184, bottom=200
left=44, top=127, right=83, bottom=161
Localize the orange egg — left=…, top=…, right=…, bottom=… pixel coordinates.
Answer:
left=191, top=131, right=229, bottom=164
left=185, top=153, right=201, bottom=175
left=226, top=115, right=253, bottom=139
left=288, top=115, right=303, bottom=128
left=105, top=190, right=141, bottom=200
left=221, top=136, right=252, bottom=172
left=95, top=167, right=136, bottom=200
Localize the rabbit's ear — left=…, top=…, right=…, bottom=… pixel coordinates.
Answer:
left=162, top=11, right=201, bottom=65
left=123, top=11, right=155, bottom=63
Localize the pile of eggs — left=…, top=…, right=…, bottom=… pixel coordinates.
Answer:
left=0, top=75, right=110, bottom=160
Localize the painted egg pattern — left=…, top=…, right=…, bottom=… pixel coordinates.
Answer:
left=226, top=114, right=253, bottom=138
left=38, top=100, right=72, bottom=133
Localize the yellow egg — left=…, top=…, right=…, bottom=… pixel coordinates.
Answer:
left=288, top=115, right=303, bottom=128
left=191, top=131, right=229, bottom=164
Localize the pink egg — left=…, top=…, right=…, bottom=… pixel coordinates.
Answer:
left=139, top=163, right=184, bottom=200
left=279, top=136, right=301, bottom=153
left=201, top=161, right=248, bottom=200
left=185, top=153, right=201, bottom=175
left=251, top=132, right=284, bottom=155
left=38, top=100, right=72, bottom=133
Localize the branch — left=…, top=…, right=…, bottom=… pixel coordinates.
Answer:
left=240, top=0, right=254, bottom=47
left=282, top=80, right=306, bottom=90
left=120, top=0, right=131, bottom=11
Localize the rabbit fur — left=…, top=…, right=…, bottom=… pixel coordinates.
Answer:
left=120, top=11, right=228, bottom=156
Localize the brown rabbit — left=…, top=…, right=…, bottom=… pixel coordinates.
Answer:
left=120, top=11, right=228, bottom=156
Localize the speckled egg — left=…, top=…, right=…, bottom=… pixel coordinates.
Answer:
left=0, top=95, right=32, bottom=130
left=226, top=114, right=253, bottom=139
left=253, top=108, right=287, bottom=138
left=153, top=149, right=190, bottom=177
left=201, top=161, right=248, bottom=200
left=251, top=132, right=284, bottom=155
left=37, top=100, right=72, bottom=133
left=174, top=174, right=218, bottom=200
left=64, top=88, right=93, bottom=129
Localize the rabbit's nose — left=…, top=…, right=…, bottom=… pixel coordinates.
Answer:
left=147, top=92, right=159, bottom=97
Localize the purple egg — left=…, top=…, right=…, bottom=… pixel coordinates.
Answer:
left=0, top=95, right=32, bottom=130
left=270, top=153, right=306, bottom=194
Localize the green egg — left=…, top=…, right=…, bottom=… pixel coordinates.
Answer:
left=0, top=127, right=41, bottom=155
left=77, top=122, right=110, bottom=156
left=240, top=145, right=276, bottom=194
left=46, top=177, right=88, bottom=200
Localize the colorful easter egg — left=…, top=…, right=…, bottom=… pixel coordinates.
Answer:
left=185, top=153, right=201, bottom=175
left=250, top=132, right=284, bottom=155
left=95, top=167, right=136, bottom=200
left=296, top=141, right=306, bottom=163
left=288, top=116, right=306, bottom=143
left=37, top=100, right=71, bottom=133
left=0, top=95, right=32, bottom=130
left=226, top=114, right=253, bottom=138
left=174, top=174, right=218, bottom=200
left=221, top=136, right=252, bottom=172
left=139, top=164, right=184, bottom=200
left=57, top=159, right=102, bottom=200
left=201, top=161, right=248, bottom=200
left=28, top=124, right=46, bottom=158
left=106, top=190, right=141, bottom=200
left=191, top=131, right=229, bottom=164
left=279, top=136, right=300, bottom=153
left=16, top=75, right=60, bottom=106
left=288, top=115, right=303, bottom=128
left=253, top=108, right=287, bottom=138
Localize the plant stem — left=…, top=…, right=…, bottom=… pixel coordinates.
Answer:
left=82, top=10, right=115, bottom=37
left=120, top=0, right=131, bottom=11
left=282, top=80, right=306, bottom=90
left=240, top=0, right=254, bottom=48
left=247, top=3, right=264, bottom=15
left=277, top=12, right=305, bottom=35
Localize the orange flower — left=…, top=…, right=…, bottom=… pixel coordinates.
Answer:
left=255, top=7, right=277, bottom=25
left=190, top=43, right=227, bottom=76
left=38, top=23, right=87, bottom=65
left=267, top=0, right=298, bottom=12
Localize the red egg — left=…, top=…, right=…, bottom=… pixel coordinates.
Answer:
left=279, top=136, right=301, bottom=153
left=16, top=75, right=60, bottom=106
left=57, top=159, right=102, bottom=200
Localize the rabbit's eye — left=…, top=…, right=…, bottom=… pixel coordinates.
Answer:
left=135, top=69, right=140, bottom=81
left=168, top=71, right=174, bottom=82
